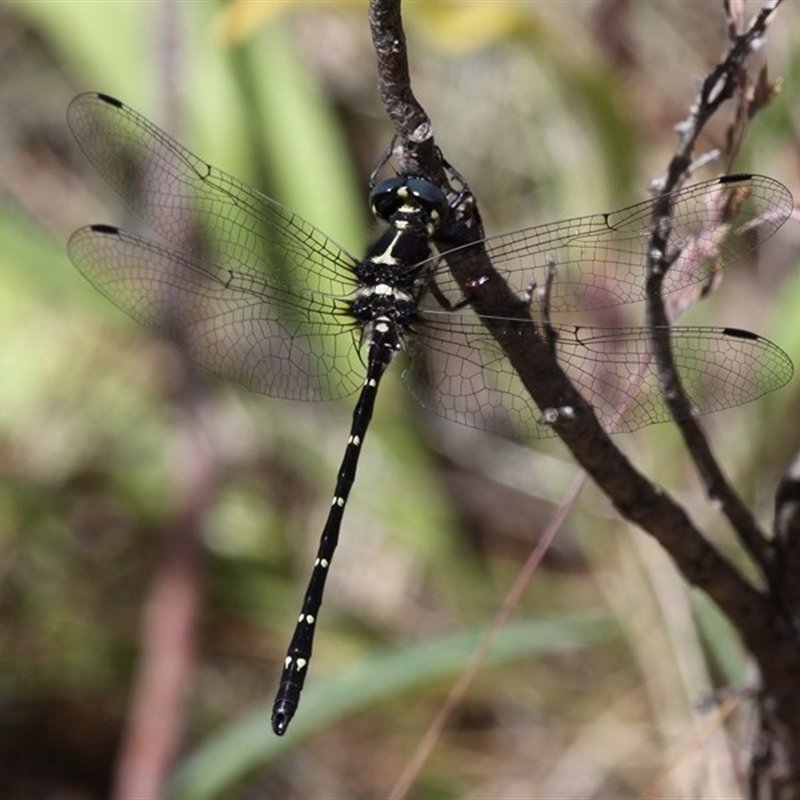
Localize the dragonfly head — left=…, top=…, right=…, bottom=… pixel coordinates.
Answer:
left=369, top=176, right=449, bottom=236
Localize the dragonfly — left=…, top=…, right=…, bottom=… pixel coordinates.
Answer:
left=67, top=92, right=793, bottom=735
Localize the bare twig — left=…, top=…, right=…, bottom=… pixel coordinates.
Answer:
left=655, top=0, right=783, bottom=193
left=370, top=0, right=768, bottom=652
left=367, top=0, right=482, bottom=243
left=368, top=0, right=799, bottom=796
left=774, top=455, right=800, bottom=611
left=645, top=1, right=783, bottom=581
left=367, top=0, right=445, bottom=186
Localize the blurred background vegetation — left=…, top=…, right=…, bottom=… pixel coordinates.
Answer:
left=1, top=1, right=799, bottom=798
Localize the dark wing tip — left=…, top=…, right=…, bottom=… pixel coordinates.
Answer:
left=722, top=327, right=759, bottom=341
left=95, top=92, right=123, bottom=108
left=719, top=172, right=753, bottom=184
left=89, top=223, right=121, bottom=235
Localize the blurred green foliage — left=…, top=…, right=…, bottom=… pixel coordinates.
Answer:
left=1, top=1, right=798, bottom=798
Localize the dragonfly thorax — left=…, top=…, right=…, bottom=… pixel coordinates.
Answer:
left=346, top=177, right=449, bottom=345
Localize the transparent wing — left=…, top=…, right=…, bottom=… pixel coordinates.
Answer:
left=408, top=173, right=792, bottom=435
left=68, top=225, right=364, bottom=401
left=68, top=92, right=360, bottom=301
left=68, top=92, right=793, bottom=430
left=425, top=174, right=793, bottom=316
left=407, top=312, right=793, bottom=437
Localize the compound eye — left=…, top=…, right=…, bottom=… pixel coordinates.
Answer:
left=369, top=177, right=408, bottom=221
left=369, top=176, right=450, bottom=224
left=404, top=178, right=449, bottom=221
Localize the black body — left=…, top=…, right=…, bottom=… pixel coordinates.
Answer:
left=66, top=92, right=793, bottom=736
